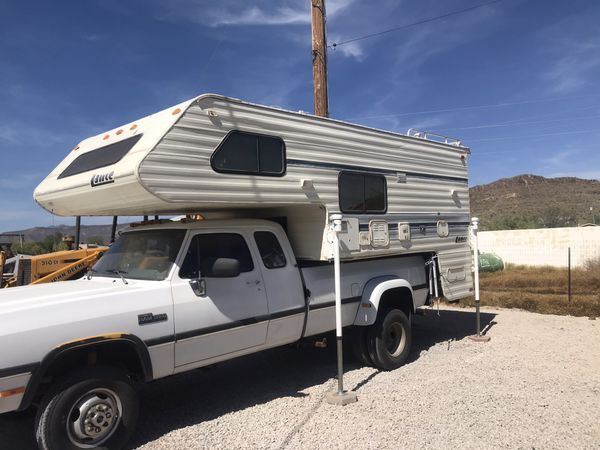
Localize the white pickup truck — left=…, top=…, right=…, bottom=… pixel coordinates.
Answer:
left=0, top=218, right=428, bottom=450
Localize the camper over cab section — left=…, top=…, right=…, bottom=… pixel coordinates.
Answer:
left=34, top=93, right=472, bottom=300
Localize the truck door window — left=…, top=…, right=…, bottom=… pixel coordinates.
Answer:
left=254, top=231, right=287, bottom=269
left=179, top=233, right=254, bottom=279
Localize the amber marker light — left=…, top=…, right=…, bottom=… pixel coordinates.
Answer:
left=172, top=108, right=181, bottom=115
left=130, top=124, right=137, bottom=130
left=116, top=129, right=123, bottom=135
left=0, top=387, right=25, bottom=398
left=103, top=134, right=110, bottom=140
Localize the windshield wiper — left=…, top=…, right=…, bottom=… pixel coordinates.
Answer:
left=109, top=270, right=129, bottom=285
left=87, top=268, right=98, bottom=280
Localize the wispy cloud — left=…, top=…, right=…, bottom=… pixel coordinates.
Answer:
left=538, top=144, right=600, bottom=181
left=544, top=39, right=600, bottom=94
left=0, top=121, right=74, bottom=149
left=333, top=2, right=505, bottom=124
left=0, top=171, right=46, bottom=191
left=84, top=34, right=108, bottom=42
left=390, top=5, right=500, bottom=74
left=535, top=6, right=600, bottom=95
left=329, top=35, right=364, bottom=61
left=152, top=0, right=355, bottom=27
left=541, top=147, right=579, bottom=168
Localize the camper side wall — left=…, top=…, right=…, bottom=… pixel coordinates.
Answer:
left=138, top=95, right=471, bottom=267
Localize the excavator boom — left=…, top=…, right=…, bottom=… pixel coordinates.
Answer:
left=2, top=247, right=107, bottom=288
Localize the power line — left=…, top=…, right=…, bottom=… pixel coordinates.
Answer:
left=477, top=104, right=600, bottom=127
left=344, top=94, right=600, bottom=121
left=469, top=129, right=600, bottom=144
left=330, top=0, right=504, bottom=49
left=435, top=113, right=600, bottom=132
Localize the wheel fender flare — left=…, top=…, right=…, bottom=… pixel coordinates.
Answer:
left=353, top=276, right=414, bottom=326
left=18, top=333, right=152, bottom=412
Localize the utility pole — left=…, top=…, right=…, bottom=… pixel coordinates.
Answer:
left=311, top=0, right=329, bottom=117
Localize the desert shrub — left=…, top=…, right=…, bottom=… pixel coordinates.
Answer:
left=585, top=256, right=600, bottom=273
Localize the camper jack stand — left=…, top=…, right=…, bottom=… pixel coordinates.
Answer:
left=468, top=217, right=490, bottom=343
left=326, top=215, right=358, bottom=406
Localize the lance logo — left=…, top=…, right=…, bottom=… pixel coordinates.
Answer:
left=90, top=171, right=114, bottom=187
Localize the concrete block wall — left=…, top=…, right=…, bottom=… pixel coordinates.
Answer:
left=478, top=227, right=600, bottom=268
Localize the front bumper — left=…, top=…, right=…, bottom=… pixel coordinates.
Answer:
left=0, top=372, right=32, bottom=414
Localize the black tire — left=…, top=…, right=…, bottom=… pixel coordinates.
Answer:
left=367, top=309, right=412, bottom=371
left=350, top=326, right=374, bottom=367
left=35, top=366, right=139, bottom=450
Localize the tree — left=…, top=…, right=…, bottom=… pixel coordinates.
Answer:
left=86, top=236, right=105, bottom=245
left=12, top=240, right=45, bottom=255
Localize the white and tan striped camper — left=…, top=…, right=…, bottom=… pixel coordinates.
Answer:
left=34, top=94, right=473, bottom=299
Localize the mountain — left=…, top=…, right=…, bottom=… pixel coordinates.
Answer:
left=0, top=223, right=130, bottom=244
left=469, top=174, right=600, bottom=230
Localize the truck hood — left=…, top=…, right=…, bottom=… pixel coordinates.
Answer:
left=0, top=278, right=141, bottom=315
left=0, top=276, right=175, bottom=371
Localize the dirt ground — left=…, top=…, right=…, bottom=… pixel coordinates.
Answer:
left=1, top=306, right=599, bottom=449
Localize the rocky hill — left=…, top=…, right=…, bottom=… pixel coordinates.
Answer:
left=469, top=174, right=600, bottom=230
left=0, top=223, right=129, bottom=245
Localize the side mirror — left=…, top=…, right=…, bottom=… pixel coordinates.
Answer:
left=210, top=258, right=241, bottom=278
left=189, top=278, right=206, bottom=297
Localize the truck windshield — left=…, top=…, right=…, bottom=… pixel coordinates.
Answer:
left=92, top=229, right=186, bottom=281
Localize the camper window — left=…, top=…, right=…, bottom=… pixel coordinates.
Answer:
left=211, top=131, right=285, bottom=176
left=58, top=134, right=143, bottom=179
left=339, top=171, right=387, bottom=214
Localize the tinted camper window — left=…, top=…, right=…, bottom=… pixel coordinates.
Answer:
left=58, top=134, right=143, bottom=179
left=339, top=172, right=387, bottom=214
left=211, top=131, right=285, bottom=176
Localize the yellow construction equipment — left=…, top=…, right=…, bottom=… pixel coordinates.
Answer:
left=0, top=251, right=5, bottom=288
left=2, top=247, right=107, bottom=288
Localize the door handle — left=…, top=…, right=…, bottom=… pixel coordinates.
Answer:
left=246, top=280, right=261, bottom=286
left=189, top=278, right=206, bottom=297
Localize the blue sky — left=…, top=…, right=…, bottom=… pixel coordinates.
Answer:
left=1, top=0, right=599, bottom=232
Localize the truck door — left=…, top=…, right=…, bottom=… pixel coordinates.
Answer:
left=172, top=231, right=269, bottom=367
left=253, top=230, right=306, bottom=345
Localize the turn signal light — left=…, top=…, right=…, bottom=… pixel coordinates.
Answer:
left=0, top=387, right=25, bottom=398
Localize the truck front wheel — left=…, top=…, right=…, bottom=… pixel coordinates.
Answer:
left=367, top=309, right=412, bottom=371
left=35, top=366, right=139, bottom=450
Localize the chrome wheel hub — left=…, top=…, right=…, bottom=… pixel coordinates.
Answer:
left=67, top=388, right=122, bottom=448
left=385, top=323, right=406, bottom=357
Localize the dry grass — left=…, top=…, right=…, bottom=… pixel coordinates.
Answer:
left=459, top=261, right=600, bottom=317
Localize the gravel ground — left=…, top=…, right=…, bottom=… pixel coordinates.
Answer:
left=1, top=306, right=599, bottom=449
